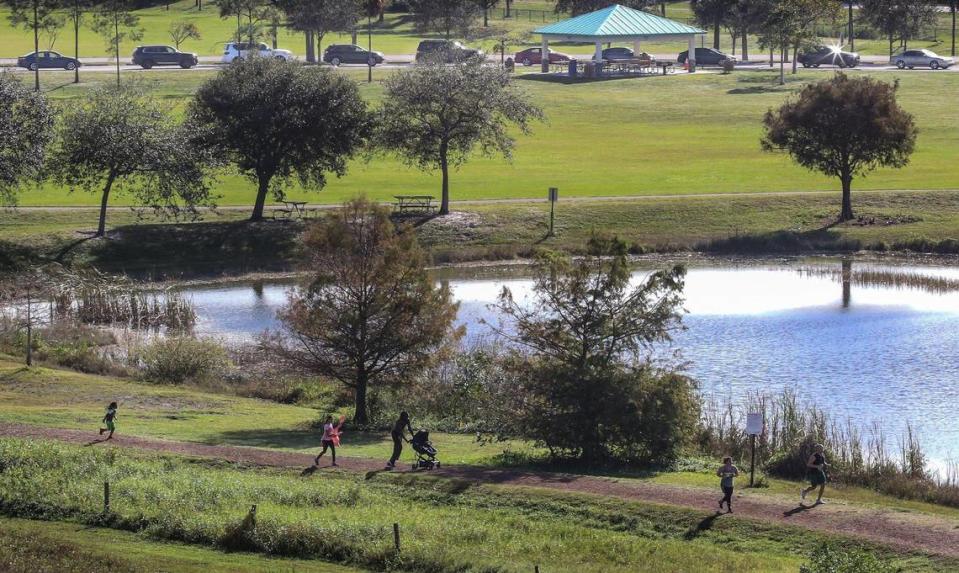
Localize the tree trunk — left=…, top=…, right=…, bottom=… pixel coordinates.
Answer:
left=484, top=8, right=488, bottom=27
left=841, top=259, right=852, bottom=309
left=25, top=288, right=32, bottom=367
left=952, top=3, right=956, bottom=57
left=730, top=32, right=737, bottom=55
left=848, top=2, right=854, bottom=51
left=660, top=2, right=665, bottom=16
left=791, top=43, right=798, bottom=73
left=353, top=371, right=369, bottom=425
left=74, top=0, right=80, bottom=84
left=839, top=173, right=854, bottom=222
left=505, top=0, right=511, bottom=18
left=741, top=33, right=748, bottom=60
left=33, top=0, right=39, bottom=92
left=439, top=143, right=450, bottom=215
left=251, top=173, right=270, bottom=221
left=305, top=30, right=315, bottom=63
left=713, top=21, right=720, bottom=49
left=97, top=173, right=116, bottom=237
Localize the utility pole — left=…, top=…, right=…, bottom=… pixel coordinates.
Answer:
left=848, top=2, right=854, bottom=51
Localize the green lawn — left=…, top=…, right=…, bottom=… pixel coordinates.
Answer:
left=0, top=516, right=365, bottom=573
left=9, top=69, right=959, bottom=210
left=3, top=438, right=956, bottom=572
left=0, top=357, right=534, bottom=465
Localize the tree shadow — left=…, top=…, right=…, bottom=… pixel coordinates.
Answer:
left=697, top=223, right=858, bottom=255
left=683, top=512, right=721, bottom=540
left=212, top=428, right=388, bottom=451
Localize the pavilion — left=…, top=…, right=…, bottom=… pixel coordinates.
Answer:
left=533, top=4, right=706, bottom=72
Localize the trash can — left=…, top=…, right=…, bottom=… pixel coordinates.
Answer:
left=568, top=59, right=577, bottom=78
left=584, top=62, right=594, bottom=78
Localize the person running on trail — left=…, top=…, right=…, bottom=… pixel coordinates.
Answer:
left=801, top=443, right=829, bottom=505
left=716, top=456, right=739, bottom=513
left=314, top=415, right=345, bottom=467
left=386, top=411, right=414, bottom=470
left=99, top=402, right=118, bottom=440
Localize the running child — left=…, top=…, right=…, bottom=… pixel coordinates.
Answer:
left=716, top=456, right=739, bottom=513
left=800, top=443, right=829, bottom=505
left=314, top=415, right=345, bottom=467
left=99, top=402, right=118, bottom=440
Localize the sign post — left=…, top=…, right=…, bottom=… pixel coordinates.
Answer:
left=548, top=187, right=558, bottom=236
left=746, top=413, right=763, bottom=487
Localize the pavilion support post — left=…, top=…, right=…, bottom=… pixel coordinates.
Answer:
left=541, top=37, right=549, bottom=72
left=594, top=41, right=603, bottom=61
left=687, top=35, right=697, bottom=72
left=633, top=40, right=642, bottom=56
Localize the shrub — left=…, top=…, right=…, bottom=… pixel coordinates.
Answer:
left=800, top=544, right=901, bottom=573
left=139, top=336, right=229, bottom=385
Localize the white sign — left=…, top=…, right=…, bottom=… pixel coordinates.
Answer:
left=746, top=413, right=764, bottom=436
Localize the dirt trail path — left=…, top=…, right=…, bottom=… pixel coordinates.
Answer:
left=3, top=422, right=958, bottom=559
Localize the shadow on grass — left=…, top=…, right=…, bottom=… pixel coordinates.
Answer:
left=783, top=503, right=817, bottom=517
left=212, top=428, right=388, bottom=451
left=683, top=512, right=721, bottom=540
left=516, top=73, right=663, bottom=85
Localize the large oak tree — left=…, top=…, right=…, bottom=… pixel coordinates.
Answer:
left=0, top=74, right=54, bottom=205
left=762, top=74, right=916, bottom=222
left=188, top=58, right=370, bottom=221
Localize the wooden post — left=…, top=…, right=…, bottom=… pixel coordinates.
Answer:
left=749, top=434, right=756, bottom=487
left=103, top=481, right=110, bottom=512
left=547, top=188, right=558, bottom=237
left=535, top=567, right=541, bottom=573
left=393, top=523, right=401, bottom=553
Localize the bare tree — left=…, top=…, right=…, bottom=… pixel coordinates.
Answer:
left=169, top=19, right=201, bottom=50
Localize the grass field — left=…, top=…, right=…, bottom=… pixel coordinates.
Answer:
left=7, top=68, right=959, bottom=210
left=0, top=516, right=364, bottom=573
left=0, top=0, right=954, bottom=60
left=2, top=438, right=957, bottom=572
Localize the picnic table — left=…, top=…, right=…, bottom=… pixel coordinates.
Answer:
left=393, top=195, right=437, bottom=216
left=273, top=200, right=309, bottom=219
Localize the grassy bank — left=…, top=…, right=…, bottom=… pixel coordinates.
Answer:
left=7, top=69, right=959, bottom=209
left=0, top=516, right=363, bottom=573
left=2, top=438, right=956, bottom=572
left=4, top=190, right=959, bottom=275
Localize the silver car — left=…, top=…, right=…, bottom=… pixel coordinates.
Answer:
left=891, top=49, right=955, bottom=70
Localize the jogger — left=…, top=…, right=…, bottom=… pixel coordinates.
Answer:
left=716, top=456, right=739, bottom=513
left=800, top=443, right=829, bottom=505
left=314, top=415, right=345, bottom=467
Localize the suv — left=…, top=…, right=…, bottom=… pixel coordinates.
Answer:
left=415, top=40, right=482, bottom=63
left=222, top=42, right=294, bottom=63
left=323, top=44, right=385, bottom=66
left=132, top=45, right=198, bottom=69
left=677, top=47, right=733, bottom=66
left=799, top=46, right=859, bottom=68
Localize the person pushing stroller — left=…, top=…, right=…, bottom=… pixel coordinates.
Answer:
left=386, top=411, right=414, bottom=470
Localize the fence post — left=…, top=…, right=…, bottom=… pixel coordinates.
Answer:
left=103, top=481, right=110, bottom=513
left=393, top=523, right=401, bottom=553
left=535, top=567, right=541, bottom=573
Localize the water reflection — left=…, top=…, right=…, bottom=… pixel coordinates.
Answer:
left=179, top=259, right=959, bottom=464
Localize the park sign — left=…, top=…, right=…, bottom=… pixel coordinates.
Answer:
left=746, top=413, right=764, bottom=436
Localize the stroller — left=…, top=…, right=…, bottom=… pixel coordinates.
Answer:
left=410, top=430, right=440, bottom=470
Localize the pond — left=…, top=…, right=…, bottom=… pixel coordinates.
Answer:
left=181, top=258, right=959, bottom=468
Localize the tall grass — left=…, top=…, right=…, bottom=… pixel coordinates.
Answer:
left=698, top=390, right=959, bottom=507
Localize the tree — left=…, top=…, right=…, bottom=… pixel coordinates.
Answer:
left=188, top=58, right=370, bottom=221
left=555, top=0, right=653, bottom=16
left=269, top=198, right=461, bottom=424
left=67, top=0, right=95, bottom=84
left=861, top=0, right=938, bottom=55
left=783, top=0, right=841, bottom=73
left=277, top=0, right=361, bottom=62
left=949, top=0, right=957, bottom=57
left=90, top=0, right=144, bottom=86
left=409, top=0, right=479, bottom=38
left=490, top=236, right=697, bottom=464
left=169, top=19, right=201, bottom=49
left=5, top=0, right=62, bottom=90
left=761, top=74, right=917, bottom=222
left=473, top=0, right=498, bottom=27
left=0, top=74, right=54, bottom=206
left=377, top=56, right=543, bottom=216
left=691, top=0, right=734, bottom=49
left=726, top=0, right=766, bottom=60
left=52, top=84, right=213, bottom=237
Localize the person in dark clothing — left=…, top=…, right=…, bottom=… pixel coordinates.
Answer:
left=386, top=411, right=413, bottom=470
left=716, top=456, right=739, bottom=513
left=801, top=443, right=829, bottom=505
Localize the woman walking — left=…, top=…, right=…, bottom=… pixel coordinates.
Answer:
left=314, top=415, right=345, bottom=467
left=800, top=443, right=829, bottom=505
left=386, top=411, right=413, bottom=470
left=716, top=456, right=739, bottom=513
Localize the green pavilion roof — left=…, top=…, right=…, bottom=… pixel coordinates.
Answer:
left=535, top=4, right=705, bottom=38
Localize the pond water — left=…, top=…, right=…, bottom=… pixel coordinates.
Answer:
left=182, top=259, right=959, bottom=467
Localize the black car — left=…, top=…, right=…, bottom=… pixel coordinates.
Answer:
left=677, top=47, right=732, bottom=66
left=17, top=51, right=81, bottom=71
left=323, top=44, right=385, bottom=66
left=132, top=45, right=198, bottom=69
left=798, top=46, right=859, bottom=68
left=602, top=47, right=635, bottom=61
left=415, top=40, right=482, bottom=63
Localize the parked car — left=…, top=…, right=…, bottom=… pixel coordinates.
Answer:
left=677, top=47, right=733, bottom=66
left=514, top=47, right=571, bottom=66
left=132, top=45, right=198, bottom=69
left=222, top=42, right=294, bottom=63
left=798, top=46, right=859, bottom=68
left=17, top=50, right=81, bottom=71
left=415, top=40, right=482, bottom=63
left=602, top=47, right=636, bottom=61
left=891, top=49, right=954, bottom=70
left=323, top=44, right=385, bottom=66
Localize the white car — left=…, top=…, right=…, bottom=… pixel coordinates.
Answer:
left=222, top=42, right=294, bottom=63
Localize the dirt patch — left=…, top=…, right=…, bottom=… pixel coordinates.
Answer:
left=2, top=421, right=958, bottom=560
